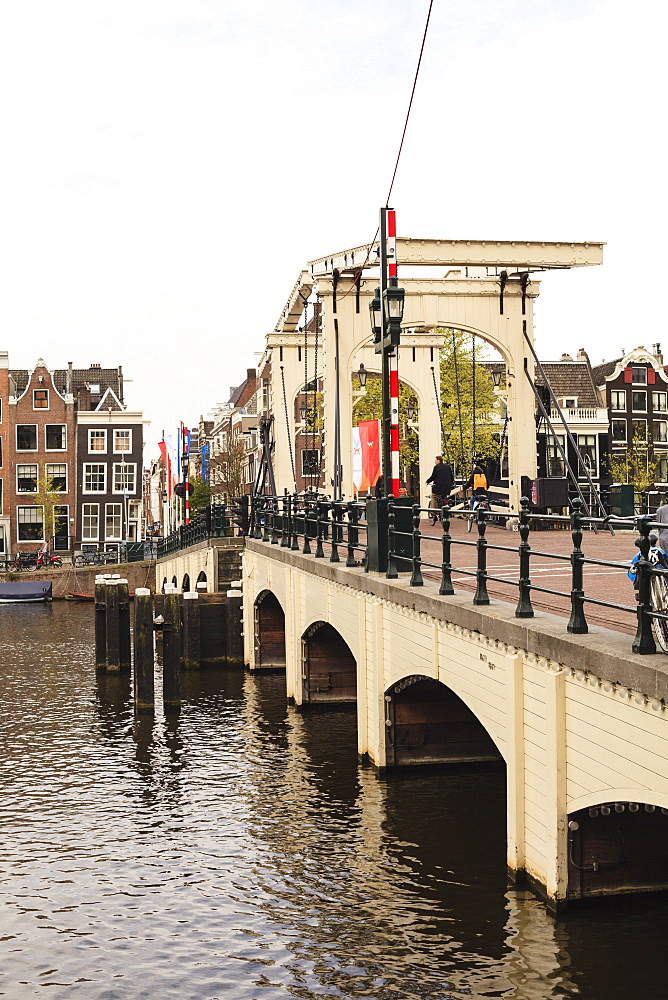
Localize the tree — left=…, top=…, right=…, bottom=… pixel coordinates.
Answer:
left=610, top=431, right=658, bottom=493
left=210, top=431, right=246, bottom=500
left=437, top=329, right=502, bottom=477
left=351, top=375, right=419, bottom=491
left=33, top=471, right=63, bottom=548
left=188, top=476, right=211, bottom=516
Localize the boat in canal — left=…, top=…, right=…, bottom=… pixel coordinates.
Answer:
left=0, top=581, right=53, bottom=603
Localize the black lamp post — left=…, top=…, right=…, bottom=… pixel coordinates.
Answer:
left=357, top=363, right=368, bottom=388
left=369, top=288, right=382, bottom=344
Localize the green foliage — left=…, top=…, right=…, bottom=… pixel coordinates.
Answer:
left=33, top=472, right=62, bottom=546
left=610, top=431, right=658, bottom=492
left=437, top=329, right=501, bottom=477
left=351, top=376, right=419, bottom=485
left=189, top=477, right=211, bottom=516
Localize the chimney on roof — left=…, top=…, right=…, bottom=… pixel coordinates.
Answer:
left=90, top=363, right=101, bottom=369
left=78, top=384, right=91, bottom=411
left=247, top=368, right=256, bottom=382
left=653, top=343, right=663, bottom=366
left=66, top=361, right=73, bottom=394
left=576, top=347, right=591, bottom=367
left=561, top=353, right=574, bottom=361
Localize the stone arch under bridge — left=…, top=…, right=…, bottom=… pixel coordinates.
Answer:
left=269, top=238, right=603, bottom=511
left=301, top=621, right=356, bottom=705
left=254, top=589, right=286, bottom=670
left=385, top=674, right=504, bottom=768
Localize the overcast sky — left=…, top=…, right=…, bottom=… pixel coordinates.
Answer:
left=1, top=0, right=665, bottom=455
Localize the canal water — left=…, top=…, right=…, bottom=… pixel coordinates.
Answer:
left=1, top=603, right=667, bottom=1000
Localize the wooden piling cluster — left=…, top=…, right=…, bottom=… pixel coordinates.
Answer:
left=93, top=578, right=245, bottom=713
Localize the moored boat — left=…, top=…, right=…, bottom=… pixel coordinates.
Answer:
left=0, top=581, right=53, bottom=603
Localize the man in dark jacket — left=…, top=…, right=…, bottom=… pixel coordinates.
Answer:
left=426, top=456, right=455, bottom=523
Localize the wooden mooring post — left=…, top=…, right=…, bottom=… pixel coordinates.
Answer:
left=163, top=589, right=181, bottom=709
left=94, top=576, right=107, bottom=669
left=133, top=588, right=154, bottom=712
left=104, top=578, right=121, bottom=671
left=118, top=579, right=131, bottom=671
left=182, top=591, right=201, bottom=669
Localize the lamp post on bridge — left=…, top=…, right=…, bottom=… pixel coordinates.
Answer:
left=371, top=207, right=405, bottom=497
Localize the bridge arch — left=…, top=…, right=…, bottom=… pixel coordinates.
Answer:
left=182, top=573, right=190, bottom=592
left=385, top=675, right=504, bottom=768
left=254, top=590, right=286, bottom=670
left=566, top=793, right=668, bottom=903
left=301, top=621, right=356, bottom=705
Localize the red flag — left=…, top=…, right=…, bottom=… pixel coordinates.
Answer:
left=358, top=420, right=381, bottom=492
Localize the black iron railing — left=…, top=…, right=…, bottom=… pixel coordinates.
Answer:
left=247, top=493, right=668, bottom=657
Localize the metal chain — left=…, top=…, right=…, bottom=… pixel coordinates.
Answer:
left=280, top=365, right=296, bottom=486
left=431, top=364, right=450, bottom=461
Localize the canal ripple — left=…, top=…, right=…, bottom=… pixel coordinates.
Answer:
left=1, top=602, right=667, bottom=1000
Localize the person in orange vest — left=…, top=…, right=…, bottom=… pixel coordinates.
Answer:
left=463, top=463, right=488, bottom=509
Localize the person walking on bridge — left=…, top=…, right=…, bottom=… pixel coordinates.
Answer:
left=426, top=456, right=455, bottom=525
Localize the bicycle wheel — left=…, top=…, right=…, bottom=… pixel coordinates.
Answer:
left=467, top=513, right=474, bottom=533
left=652, top=616, right=668, bottom=653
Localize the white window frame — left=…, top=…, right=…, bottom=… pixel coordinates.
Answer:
left=653, top=392, right=668, bottom=413
left=82, top=503, right=100, bottom=541
left=88, top=429, right=107, bottom=454
left=16, top=464, right=38, bottom=493
left=83, top=463, right=107, bottom=494
left=17, top=505, right=44, bottom=542
left=45, top=424, right=67, bottom=451
left=611, top=390, right=626, bottom=411
left=33, top=388, right=49, bottom=410
left=45, top=463, right=67, bottom=492
left=113, top=462, right=136, bottom=495
left=113, top=429, right=132, bottom=453
left=632, top=367, right=648, bottom=384
left=611, top=419, right=627, bottom=444
left=16, top=424, right=38, bottom=451
left=577, top=435, right=597, bottom=475
left=632, top=390, right=647, bottom=412
left=632, top=419, right=648, bottom=441
left=653, top=420, right=668, bottom=445
left=105, top=503, right=123, bottom=541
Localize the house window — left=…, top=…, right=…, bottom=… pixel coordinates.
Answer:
left=611, top=390, right=626, bottom=410
left=546, top=435, right=566, bottom=477
left=657, top=458, right=668, bottom=483
left=653, top=421, right=668, bottom=444
left=89, top=383, right=100, bottom=395
left=577, top=435, right=597, bottom=475
left=46, top=425, right=66, bottom=450
left=16, top=464, right=38, bottom=493
left=105, top=503, right=123, bottom=540
left=632, top=391, right=647, bottom=411
left=611, top=419, right=627, bottom=443
left=33, top=389, right=49, bottom=409
left=113, top=463, right=136, bottom=494
left=560, top=398, right=577, bottom=410
left=302, top=449, right=320, bottom=475
left=632, top=419, right=647, bottom=441
left=632, top=367, right=647, bottom=384
left=82, top=503, right=99, bottom=541
left=88, top=429, right=107, bottom=453
left=17, top=505, right=44, bottom=541
left=46, top=463, right=67, bottom=491
left=84, top=463, right=106, bottom=492
left=653, top=392, right=668, bottom=412
left=113, top=429, right=131, bottom=453
left=16, top=424, right=37, bottom=450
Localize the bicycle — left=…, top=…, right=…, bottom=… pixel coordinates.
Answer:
left=466, top=495, right=491, bottom=533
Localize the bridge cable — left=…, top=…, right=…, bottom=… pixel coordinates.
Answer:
left=280, top=365, right=296, bottom=487
left=431, top=364, right=450, bottom=462
left=335, top=0, right=435, bottom=303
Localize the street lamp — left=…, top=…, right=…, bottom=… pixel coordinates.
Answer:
left=356, top=363, right=368, bottom=388
left=369, top=287, right=382, bottom=344
left=383, top=280, right=405, bottom=347
left=492, top=368, right=502, bottom=388
left=406, top=401, right=415, bottom=421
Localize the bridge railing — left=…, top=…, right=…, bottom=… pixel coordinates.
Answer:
left=156, top=502, right=234, bottom=558
left=249, top=493, right=668, bottom=657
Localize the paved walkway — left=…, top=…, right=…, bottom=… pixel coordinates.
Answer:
left=416, top=517, right=640, bottom=635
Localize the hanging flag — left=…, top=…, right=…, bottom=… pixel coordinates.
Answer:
left=358, top=420, right=381, bottom=493
left=352, top=427, right=362, bottom=492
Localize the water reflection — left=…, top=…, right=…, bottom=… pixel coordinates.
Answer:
left=0, top=604, right=667, bottom=1000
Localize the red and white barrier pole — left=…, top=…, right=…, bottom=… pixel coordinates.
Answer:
left=386, top=209, right=400, bottom=497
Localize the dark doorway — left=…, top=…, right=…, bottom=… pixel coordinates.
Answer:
left=254, top=591, right=286, bottom=670
left=301, top=622, right=356, bottom=704
left=567, top=801, right=668, bottom=902
left=386, top=676, right=502, bottom=767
